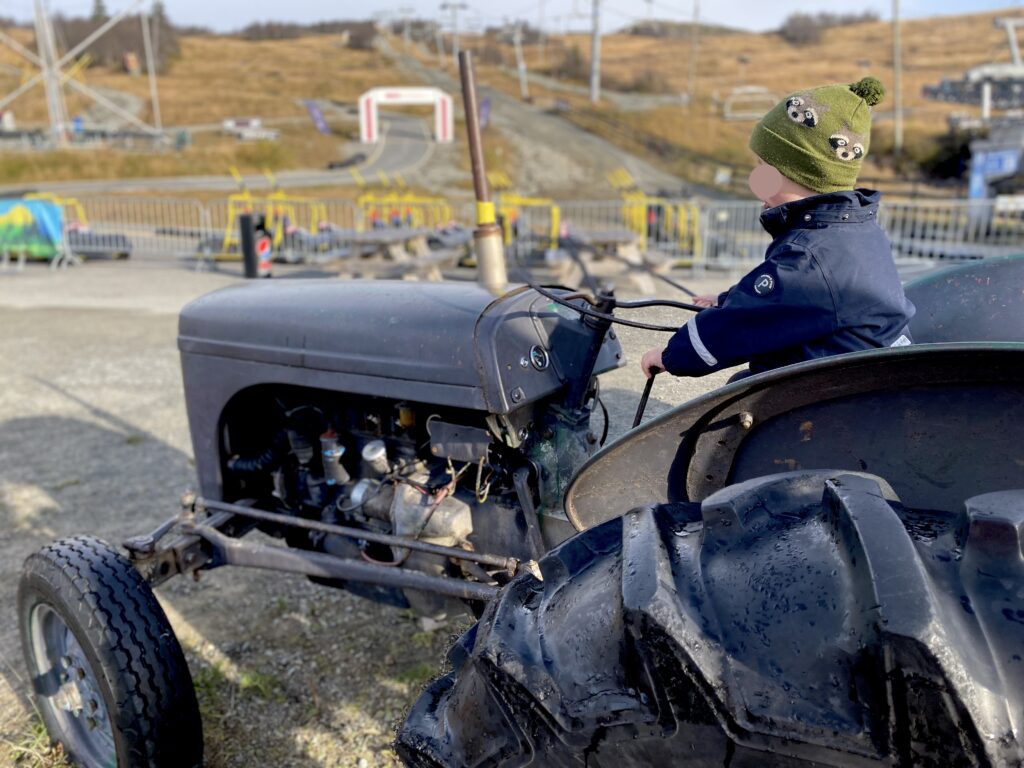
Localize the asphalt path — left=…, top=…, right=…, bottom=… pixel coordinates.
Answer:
left=0, top=114, right=435, bottom=196
left=387, top=43, right=727, bottom=199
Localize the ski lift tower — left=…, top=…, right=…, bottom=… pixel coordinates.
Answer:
left=0, top=0, right=164, bottom=148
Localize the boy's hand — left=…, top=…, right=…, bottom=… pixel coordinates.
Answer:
left=641, top=348, right=665, bottom=379
left=693, top=294, right=718, bottom=308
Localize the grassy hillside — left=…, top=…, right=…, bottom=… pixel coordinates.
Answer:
left=0, top=33, right=405, bottom=184
left=0, top=32, right=399, bottom=126
left=465, top=8, right=1016, bottom=191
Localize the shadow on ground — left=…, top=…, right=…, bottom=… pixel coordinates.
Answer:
left=0, top=411, right=461, bottom=767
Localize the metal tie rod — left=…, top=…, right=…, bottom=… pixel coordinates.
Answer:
left=194, top=497, right=519, bottom=572
left=191, top=524, right=499, bottom=603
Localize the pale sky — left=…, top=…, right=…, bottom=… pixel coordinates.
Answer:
left=4, top=0, right=1023, bottom=33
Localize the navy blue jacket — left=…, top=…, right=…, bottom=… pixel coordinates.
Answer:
left=662, top=190, right=915, bottom=377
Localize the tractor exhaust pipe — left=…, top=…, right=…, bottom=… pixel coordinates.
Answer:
left=459, top=50, right=508, bottom=296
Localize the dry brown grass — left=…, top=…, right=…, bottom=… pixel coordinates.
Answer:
left=0, top=33, right=407, bottom=184
left=0, top=122, right=360, bottom=185
left=466, top=9, right=1015, bottom=184
left=0, top=33, right=403, bottom=126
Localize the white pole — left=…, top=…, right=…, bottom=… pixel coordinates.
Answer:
left=688, top=0, right=699, bottom=107
left=441, top=2, right=467, bottom=70
left=538, top=0, right=546, bottom=70
left=589, top=0, right=601, bottom=103
left=34, top=0, right=68, bottom=146
left=64, top=77, right=160, bottom=135
left=0, top=28, right=42, bottom=66
left=0, top=72, right=43, bottom=113
left=892, top=0, right=903, bottom=159
left=514, top=25, right=530, bottom=101
left=141, top=11, right=162, bottom=133
left=451, top=5, right=459, bottom=68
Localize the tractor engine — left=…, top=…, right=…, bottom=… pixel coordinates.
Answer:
left=177, top=279, right=624, bottom=619
left=219, top=389, right=592, bottom=619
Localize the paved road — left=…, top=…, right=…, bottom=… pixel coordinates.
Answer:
left=388, top=43, right=724, bottom=198
left=0, top=114, right=435, bottom=196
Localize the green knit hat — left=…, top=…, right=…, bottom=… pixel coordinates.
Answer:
left=748, top=76, right=885, bottom=194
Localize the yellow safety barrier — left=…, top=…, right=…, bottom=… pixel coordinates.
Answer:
left=357, top=191, right=453, bottom=230
left=618, top=192, right=700, bottom=262
left=496, top=194, right=561, bottom=250
left=487, top=170, right=513, bottom=192
left=607, top=167, right=638, bottom=192
left=25, top=192, right=89, bottom=227
left=262, top=169, right=329, bottom=249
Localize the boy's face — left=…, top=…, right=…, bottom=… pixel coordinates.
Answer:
left=748, top=158, right=785, bottom=205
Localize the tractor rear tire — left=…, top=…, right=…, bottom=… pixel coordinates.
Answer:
left=18, top=536, right=203, bottom=768
left=397, top=471, right=1023, bottom=768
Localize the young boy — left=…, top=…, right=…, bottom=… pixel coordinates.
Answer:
left=641, top=77, right=915, bottom=381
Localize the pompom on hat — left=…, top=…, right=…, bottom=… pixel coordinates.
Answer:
left=748, top=76, right=886, bottom=194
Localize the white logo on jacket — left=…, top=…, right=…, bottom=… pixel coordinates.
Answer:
left=753, top=274, right=775, bottom=295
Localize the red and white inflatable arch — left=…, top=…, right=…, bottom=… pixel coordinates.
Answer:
left=358, top=87, right=454, bottom=144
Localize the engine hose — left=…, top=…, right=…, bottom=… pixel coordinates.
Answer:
left=226, top=431, right=290, bottom=474
left=361, top=546, right=410, bottom=567
left=526, top=279, right=701, bottom=332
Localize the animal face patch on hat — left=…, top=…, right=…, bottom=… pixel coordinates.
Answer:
left=829, top=126, right=866, bottom=162
left=785, top=94, right=828, bottom=128
left=748, top=77, right=885, bottom=194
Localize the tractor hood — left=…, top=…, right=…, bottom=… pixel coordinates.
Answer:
left=178, top=279, right=622, bottom=415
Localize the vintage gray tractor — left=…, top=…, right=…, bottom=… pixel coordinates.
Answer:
left=15, top=251, right=1024, bottom=768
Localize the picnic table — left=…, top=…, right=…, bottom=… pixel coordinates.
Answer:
left=559, top=228, right=671, bottom=293
left=332, top=227, right=464, bottom=282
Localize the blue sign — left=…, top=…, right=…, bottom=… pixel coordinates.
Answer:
left=0, top=199, right=64, bottom=259
left=304, top=100, right=331, bottom=135
left=969, top=148, right=1021, bottom=199
left=479, top=97, right=491, bottom=130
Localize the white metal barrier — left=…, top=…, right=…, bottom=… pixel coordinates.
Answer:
left=698, top=198, right=1024, bottom=272
left=880, top=199, right=1024, bottom=260
left=75, top=197, right=212, bottom=261
left=203, top=197, right=361, bottom=263
left=698, top=201, right=770, bottom=271
left=14, top=194, right=1022, bottom=273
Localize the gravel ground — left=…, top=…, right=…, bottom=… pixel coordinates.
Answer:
left=0, top=260, right=733, bottom=767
